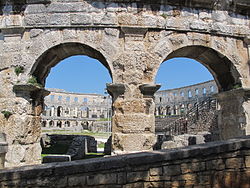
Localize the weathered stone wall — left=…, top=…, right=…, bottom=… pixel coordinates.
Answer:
left=0, top=0, right=249, bottom=166
left=1, top=136, right=250, bottom=187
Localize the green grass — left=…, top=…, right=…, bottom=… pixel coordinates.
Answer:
left=42, top=130, right=111, bottom=139
left=98, top=143, right=105, bottom=148
left=97, top=118, right=110, bottom=121
left=41, top=154, right=49, bottom=158
left=84, top=153, right=105, bottom=159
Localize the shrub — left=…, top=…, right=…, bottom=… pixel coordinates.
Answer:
left=1, top=111, right=12, bottom=119
left=28, top=76, right=43, bottom=88
left=14, top=66, right=24, bottom=76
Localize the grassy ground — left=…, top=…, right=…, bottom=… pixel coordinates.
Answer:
left=42, top=129, right=111, bottom=139
left=98, top=143, right=105, bottom=148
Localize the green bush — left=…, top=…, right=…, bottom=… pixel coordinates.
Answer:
left=14, top=66, right=24, bottom=76
left=28, top=76, right=43, bottom=88
left=1, top=111, right=12, bottom=119
left=161, top=14, right=167, bottom=19
left=232, top=83, right=242, bottom=89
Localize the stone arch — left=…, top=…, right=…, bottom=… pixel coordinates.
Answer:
left=155, top=45, right=242, bottom=92
left=30, top=42, right=113, bottom=85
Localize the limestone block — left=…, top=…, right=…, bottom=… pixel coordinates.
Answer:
left=123, top=182, right=144, bottom=188
left=93, top=13, right=117, bottom=25
left=181, top=173, right=196, bottom=186
left=0, top=68, right=18, bottom=98
left=161, top=140, right=185, bottom=149
left=112, top=133, right=156, bottom=152
left=5, top=144, right=25, bottom=167
left=144, top=182, right=164, bottom=188
left=206, top=159, right=225, bottom=170
left=168, top=33, right=189, bottom=47
left=166, top=17, right=190, bottom=30
left=112, top=114, right=155, bottom=133
left=127, top=171, right=149, bottom=182
left=190, top=20, right=210, bottom=31
left=47, top=3, right=74, bottom=13
left=24, top=4, right=47, bottom=14
left=86, top=173, right=117, bottom=185
left=42, top=30, right=62, bottom=46
left=181, top=162, right=206, bottom=173
left=225, top=157, right=244, bottom=169
left=23, top=142, right=42, bottom=165
left=3, top=42, right=21, bottom=53
left=24, top=14, right=48, bottom=26
left=211, top=23, right=234, bottom=34
left=113, top=99, right=154, bottom=114
left=68, top=175, right=86, bottom=187
left=141, top=14, right=158, bottom=27
left=30, top=29, right=43, bottom=38
left=212, top=10, right=228, bottom=22
left=149, top=167, right=163, bottom=176
left=62, top=29, right=77, bottom=40
left=0, top=98, right=33, bottom=115
left=118, top=13, right=138, bottom=25
left=49, top=13, right=70, bottom=25
left=199, top=11, right=212, bottom=20
left=70, top=13, right=92, bottom=25
left=245, top=155, right=250, bottom=168
left=0, top=114, right=41, bottom=145
left=104, top=28, right=119, bottom=37
left=1, top=15, right=22, bottom=27
left=163, top=164, right=181, bottom=176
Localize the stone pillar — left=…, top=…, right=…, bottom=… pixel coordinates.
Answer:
left=7, top=84, right=50, bottom=167
left=107, top=83, right=160, bottom=154
left=215, top=88, right=250, bottom=140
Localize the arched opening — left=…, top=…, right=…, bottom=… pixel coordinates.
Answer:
left=49, top=121, right=54, bottom=127
left=65, top=121, right=70, bottom=127
left=57, top=121, right=62, bottom=128
left=33, top=42, right=113, bottom=161
left=57, top=106, right=63, bottom=117
left=155, top=45, right=241, bottom=150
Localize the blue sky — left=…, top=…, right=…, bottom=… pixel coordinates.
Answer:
left=45, top=55, right=213, bottom=94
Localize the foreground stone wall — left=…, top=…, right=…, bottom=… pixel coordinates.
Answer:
left=0, top=136, right=250, bottom=187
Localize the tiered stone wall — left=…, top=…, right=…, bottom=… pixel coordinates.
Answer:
left=1, top=136, right=250, bottom=187
left=155, top=80, right=217, bottom=116
left=42, top=89, right=112, bottom=130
